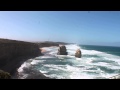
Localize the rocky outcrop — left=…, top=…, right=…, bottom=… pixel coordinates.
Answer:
left=0, top=38, right=42, bottom=76
left=75, top=49, right=82, bottom=58
left=0, top=70, right=11, bottom=79
left=57, top=45, right=68, bottom=55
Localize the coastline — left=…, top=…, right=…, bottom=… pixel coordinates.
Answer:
left=0, top=38, right=66, bottom=79
left=0, top=38, right=120, bottom=79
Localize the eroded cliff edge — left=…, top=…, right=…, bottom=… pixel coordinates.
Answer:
left=0, top=39, right=68, bottom=79
left=0, top=38, right=43, bottom=78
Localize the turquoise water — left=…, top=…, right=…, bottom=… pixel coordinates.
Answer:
left=81, top=45, right=120, bottom=56
left=18, top=44, right=120, bottom=79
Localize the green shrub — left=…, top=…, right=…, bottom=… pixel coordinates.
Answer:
left=0, top=70, right=11, bottom=79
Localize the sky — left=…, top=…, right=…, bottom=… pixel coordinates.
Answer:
left=0, top=11, right=120, bottom=46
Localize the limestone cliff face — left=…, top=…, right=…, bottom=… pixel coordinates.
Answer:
left=0, top=39, right=42, bottom=75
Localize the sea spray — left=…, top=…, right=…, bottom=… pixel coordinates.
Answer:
left=17, top=44, right=120, bottom=79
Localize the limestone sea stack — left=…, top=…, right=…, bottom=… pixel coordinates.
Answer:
left=57, top=45, right=68, bottom=55
left=75, top=49, right=82, bottom=58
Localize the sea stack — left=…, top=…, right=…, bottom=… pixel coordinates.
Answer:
left=75, top=49, right=82, bottom=58
left=57, top=45, right=68, bottom=55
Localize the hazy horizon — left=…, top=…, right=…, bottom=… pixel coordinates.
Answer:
left=0, top=11, right=120, bottom=46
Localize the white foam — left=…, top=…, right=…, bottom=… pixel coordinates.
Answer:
left=45, top=74, right=65, bottom=79
left=36, top=56, right=56, bottom=59
left=17, top=44, right=120, bottom=79
left=81, top=49, right=104, bottom=55
left=66, top=65, right=80, bottom=72
left=100, top=73, right=117, bottom=79
left=39, top=70, right=49, bottom=74
left=69, top=72, right=94, bottom=79
left=31, top=60, right=42, bottom=65
left=65, top=44, right=81, bottom=56
left=65, top=44, right=81, bottom=50
left=44, top=64, right=67, bottom=71
left=18, top=62, right=31, bottom=73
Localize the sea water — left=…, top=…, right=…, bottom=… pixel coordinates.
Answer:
left=17, top=44, right=120, bottom=79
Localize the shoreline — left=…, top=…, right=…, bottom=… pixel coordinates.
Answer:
left=0, top=38, right=66, bottom=79
left=0, top=38, right=120, bottom=79
left=13, top=46, right=60, bottom=79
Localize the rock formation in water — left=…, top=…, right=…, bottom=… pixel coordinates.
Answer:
left=57, top=45, right=68, bottom=55
left=0, top=70, right=11, bottom=79
left=75, top=49, right=82, bottom=58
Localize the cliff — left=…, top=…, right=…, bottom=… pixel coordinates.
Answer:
left=0, top=39, right=67, bottom=79
left=0, top=38, right=42, bottom=77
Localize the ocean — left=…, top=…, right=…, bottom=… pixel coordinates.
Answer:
left=17, top=44, right=120, bottom=79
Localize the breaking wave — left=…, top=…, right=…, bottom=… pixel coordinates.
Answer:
left=17, top=44, right=120, bottom=79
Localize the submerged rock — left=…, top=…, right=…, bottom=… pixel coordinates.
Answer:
left=57, top=45, right=68, bottom=55
left=75, top=49, right=82, bottom=58
left=0, top=70, right=11, bottom=79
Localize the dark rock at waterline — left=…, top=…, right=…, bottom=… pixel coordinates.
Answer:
left=57, top=45, right=68, bottom=55
left=75, top=49, right=82, bottom=58
left=0, top=70, right=11, bottom=79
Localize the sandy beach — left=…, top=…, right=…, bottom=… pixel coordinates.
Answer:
left=40, top=46, right=58, bottom=53
left=40, top=48, right=47, bottom=53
